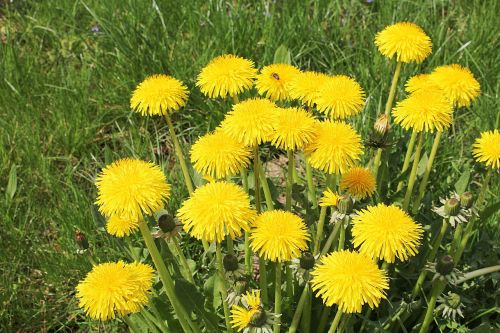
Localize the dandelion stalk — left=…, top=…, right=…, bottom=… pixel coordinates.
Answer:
left=215, top=243, right=234, bottom=333
left=412, top=131, right=443, bottom=213
left=337, top=220, right=346, bottom=250
left=418, top=280, right=445, bottom=333
left=259, top=257, right=269, bottom=305
left=314, top=175, right=335, bottom=255
left=171, top=237, right=194, bottom=284
left=274, top=262, right=283, bottom=333
left=259, top=162, right=275, bottom=210
left=373, top=61, right=402, bottom=178
left=403, top=131, right=425, bottom=211
left=397, top=130, right=418, bottom=192
left=328, top=308, right=343, bottom=333
left=241, top=167, right=252, bottom=275
left=289, top=285, right=310, bottom=333
left=316, top=307, right=331, bottom=333
left=286, top=150, right=294, bottom=211
left=321, top=223, right=342, bottom=255
left=305, top=162, right=318, bottom=208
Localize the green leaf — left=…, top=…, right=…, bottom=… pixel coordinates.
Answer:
left=150, top=295, right=181, bottom=332
left=174, top=278, right=220, bottom=332
left=417, top=152, right=428, bottom=177
left=454, top=164, right=471, bottom=194
left=90, top=204, right=106, bottom=228
left=273, top=45, right=291, bottom=64
left=479, top=199, right=500, bottom=221
left=203, top=273, right=223, bottom=310
left=5, top=164, right=17, bottom=201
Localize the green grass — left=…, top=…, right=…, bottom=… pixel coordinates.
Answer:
left=1, top=0, right=499, bottom=331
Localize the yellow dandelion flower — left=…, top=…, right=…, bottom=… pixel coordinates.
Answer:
left=96, top=159, right=171, bottom=221
left=319, top=188, right=340, bottom=207
left=196, top=54, right=257, bottom=98
left=429, top=64, right=481, bottom=108
left=130, top=74, right=188, bottom=116
left=271, top=107, right=317, bottom=151
left=375, top=22, right=432, bottom=63
left=405, top=74, right=432, bottom=93
left=392, top=88, right=453, bottom=132
left=314, top=75, right=365, bottom=119
left=311, top=250, right=389, bottom=313
left=231, top=306, right=258, bottom=332
left=191, top=130, right=252, bottom=179
left=288, top=71, right=330, bottom=107
left=255, top=64, right=301, bottom=101
left=250, top=210, right=309, bottom=262
left=340, top=167, right=376, bottom=199
left=352, top=204, right=423, bottom=263
left=220, top=98, right=278, bottom=146
left=304, top=120, right=363, bottom=174
left=76, top=261, right=154, bottom=320
left=106, top=215, right=139, bottom=237
left=177, top=181, right=256, bottom=243
left=472, top=129, right=500, bottom=169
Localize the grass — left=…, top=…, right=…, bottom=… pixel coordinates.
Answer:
left=1, top=0, right=499, bottom=331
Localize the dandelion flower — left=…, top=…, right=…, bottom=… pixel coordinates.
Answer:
left=340, top=167, right=376, bottom=199
left=311, top=250, right=389, bottom=313
left=255, top=64, right=301, bottom=101
left=177, top=181, right=256, bottom=243
left=375, top=22, right=432, bottom=63
left=405, top=74, right=432, bottom=93
left=106, top=215, right=139, bottom=237
left=304, top=120, right=363, bottom=174
left=96, top=159, right=171, bottom=221
left=352, top=204, right=423, bottom=263
left=130, top=74, right=188, bottom=116
left=197, top=54, right=257, bottom=98
left=76, top=261, right=154, bottom=320
left=271, top=107, right=316, bottom=151
left=250, top=210, right=309, bottom=262
left=288, top=71, right=330, bottom=107
left=429, top=64, right=481, bottom=107
left=314, top=75, right=365, bottom=119
left=220, top=98, right=278, bottom=146
left=392, top=88, right=453, bottom=132
left=472, top=129, right=500, bottom=169
left=231, top=290, right=274, bottom=332
left=319, top=188, right=340, bottom=207
left=191, top=130, right=252, bottom=179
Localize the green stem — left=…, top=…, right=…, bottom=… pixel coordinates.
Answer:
left=289, top=285, right=310, bottom=333
left=313, top=206, right=328, bottom=255
left=286, top=263, right=293, bottom=315
left=301, top=288, right=312, bottom=333
left=328, top=309, right=343, bottom=333
left=122, top=315, right=141, bottom=333
left=450, top=224, right=463, bottom=256
left=316, top=307, right=331, bottom=333
left=286, top=150, right=294, bottom=211
left=171, top=237, right=194, bottom=284
left=215, top=243, right=234, bottom=333
left=305, top=161, right=318, bottom=208
left=138, top=220, right=198, bottom=333
left=259, top=161, right=275, bottom=210
left=227, top=236, right=234, bottom=255
left=413, top=131, right=442, bottom=213
left=253, top=146, right=262, bottom=214
left=411, top=221, right=448, bottom=299
left=274, top=262, right=283, bottom=333
left=403, top=131, right=425, bottom=211
left=321, top=223, right=341, bottom=255
left=397, top=130, right=418, bottom=192
left=241, top=167, right=249, bottom=192
left=337, top=220, right=346, bottom=251
left=259, top=257, right=269, bottom=305
left=359, top=309, right=371, bottom=333
left=418, top=281, right=444, bottom=333
left=455, top=265, right=500, bottom=284
left=241, top=167, right=252, bottom=275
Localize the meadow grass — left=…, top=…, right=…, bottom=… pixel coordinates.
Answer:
left=1, top=0, right=499, bottom=331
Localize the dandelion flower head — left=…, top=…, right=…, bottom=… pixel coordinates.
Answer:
left=255, top=63, right=301, bottom=101
left=340, top=167, right=376, bottom=199
left=288, top=71, right=330, bottom=107
left=319, top=188, right=340, bottom=207
left=106, top=215, right=139, bottom=237
left=472, top=129, right=500, bottom=169
left=314, top=75, right=365, bottom=119
left=271, top=107, right=316, bottom=151
left=405, top=74, right=432, bottom=93
left=230, top=290, right=262, bottom=332
left=429, top=64, right=480, bottom=108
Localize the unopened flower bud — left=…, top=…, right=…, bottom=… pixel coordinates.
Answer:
left=158, top=214, right=176, bottom=233
left=447, top=293, right=461, bottom=309
left=299, top=252, right=315, bottom=270
left=460, top=192, right=474, bottom=209
left=337, top=194, right=353, bottom=215
left=373, top=114, right=391, bottom=138
left=223, top=254, right=239, bottom=272
left=250, top=309, right=267, bottom=327
left=436, top=255, right=454, bottom=276
left=75, top=230, right=89, bottom=250
left=444, top=198, right=461, bottom=216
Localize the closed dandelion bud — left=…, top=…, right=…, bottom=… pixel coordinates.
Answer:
left=300, top=251, right=316, bottom=270
left=75, top=230, right=89, bottom=250
left=447, top=293, right=461, bottom=309
left=460, top=192, right=474, bottom=209
left=436, top=255, right=454, bottom=276
left=250, top=308, right=267, bottom=327
left=223, top=254, right=239, bottom=272
left=158, top=213, right=176, bottom=233
left=337, top=194, right=354, bottom=215
left=374, top=114, right=391, bottom=139
left=444, top=198, right=461, bottom=216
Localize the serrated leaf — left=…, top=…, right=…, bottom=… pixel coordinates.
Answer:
left=5, top=164, right=17, bottom=201
left=150, top=295, right=181, bottom=332
left=273, top=45, right=291, bottom=64
left=416, top=152, right=428, bottom=177
left=203, top=273, right=223, bottom=310
left=454, top=164, right=471, bottom=194
left=174, top=279, right=219, bottom=332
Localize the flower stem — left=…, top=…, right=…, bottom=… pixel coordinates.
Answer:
left=138, top=220, right=198, bottom=333
left=403, top=131, right=425, bottom=211
left=397, top=130, right=418, bottom=192
left=215, top=243, right=234, bottom=333
left=305, top=161, right=318, bottom=208
left=301, top=289, right=312, bottom=333
left=418, top=280, right=444, bottom=333
left=328, top=308, right=343, bottom=333
left=288, top=285, right=310, bottom=333
left=412, top=131, right=442, bottom=213
left=455, top=265, right=500, bottom=284
left=316, top=307, right=331, bottom=333
left=286, top=150, right=294, bottom=211
left=259, top=161, right=275, bottom=210
left=171, top=237, right=194, bottom=284
left=321, top=223, right=341, bottom=255
left=313, top=206, right=328, bottom=255
left=259, top=257, right=269, bottom=305
left=274, top=262, right=283, bottom=333
left=253, top=146, right=262, bottom=214
left=337, top=220, right=346, bottom=251
left=450, top=224, right=463, bottom=256
left=241, top=167, right=252, bottom=275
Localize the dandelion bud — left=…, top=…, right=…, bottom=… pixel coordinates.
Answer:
left=436, top=255, right=454, bottom=276
left=374, top=114, right=391, bottom=138
left=447, top=293, right=462, bottom=309
left=158, top=213, right=176, bottom=233
left=337, top=194, right=354, bottom=215
left=75, top=230, right=89, bottom=250
left=444, top=198, right=461, bottom=216
left=299, top=251, right=316, bottom=270
left=223, top=254, right=239, bottom=272
left=250, top=308, right=267, bottom=327
left=460, top=192, right=474, bottom=209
